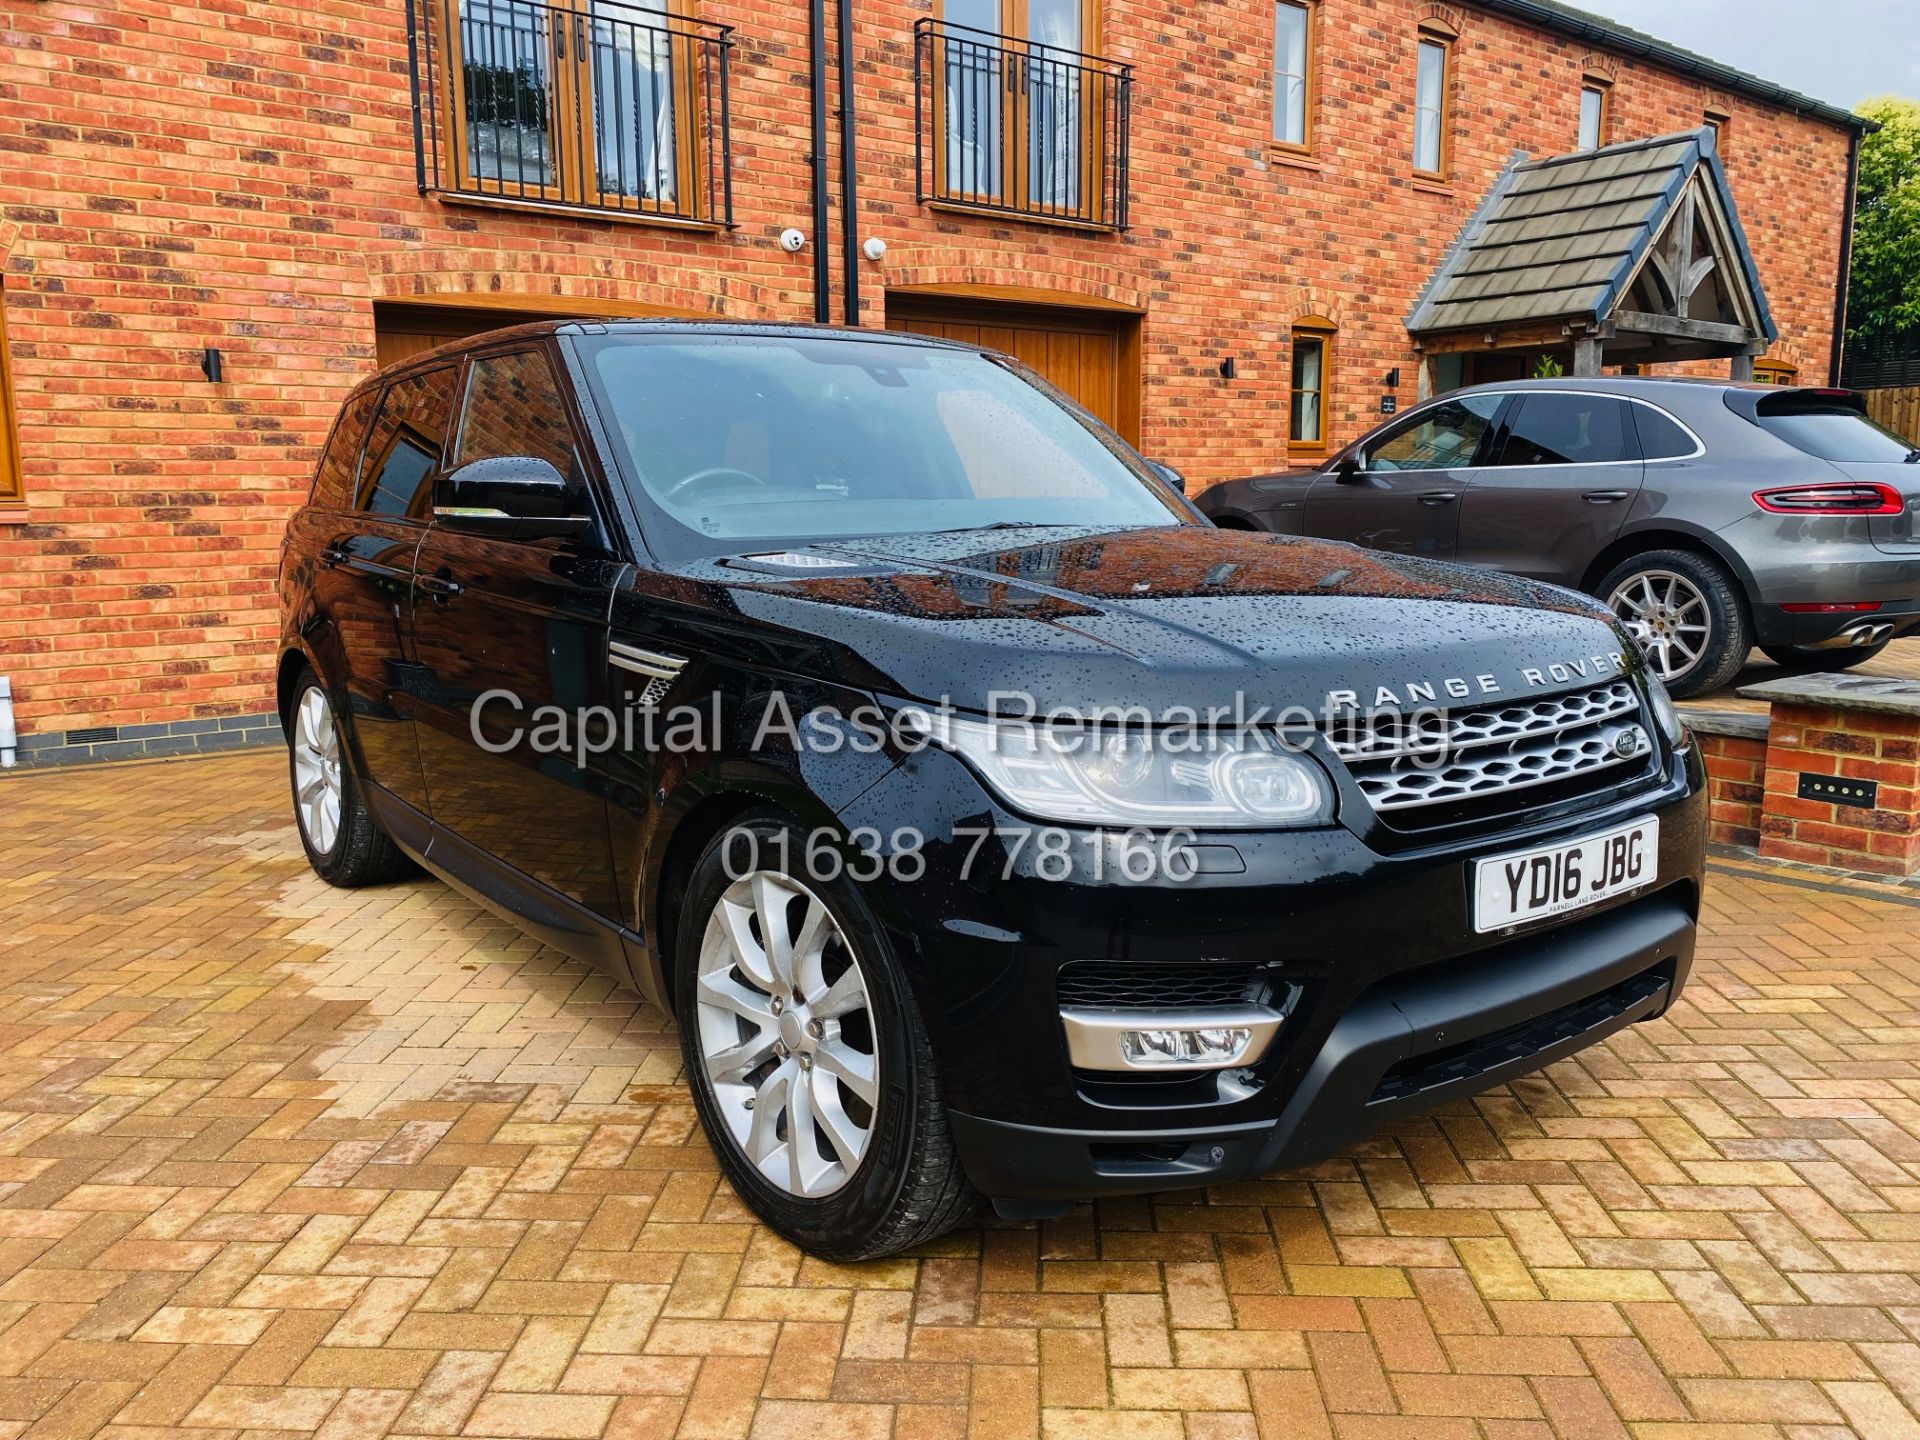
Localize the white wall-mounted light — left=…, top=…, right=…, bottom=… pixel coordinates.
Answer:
left=779, top=228, right=808, bottom=253
left=862, top=237, right=888, bottom=263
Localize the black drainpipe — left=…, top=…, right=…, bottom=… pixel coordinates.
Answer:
left=807, top=0, right=832, bottom=324
left=1830, top=126, right=1863, bottom=387
left=837, top=0, right=860, bottom=326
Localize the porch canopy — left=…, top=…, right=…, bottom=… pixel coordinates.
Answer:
left=1405, top=129, right=1776, bottom=385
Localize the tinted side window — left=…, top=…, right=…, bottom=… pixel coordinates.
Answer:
left=1629, top=403, right=1697, bottom=461
left=312, top=389, right=379, bottom=510
left=455, top=349, right=580, bottom=477
left=1364, top=394, right=1504, bottom=472
left=357, top=367, right=456, bottom=520
left=1497, top=394, right=1634, bottom=465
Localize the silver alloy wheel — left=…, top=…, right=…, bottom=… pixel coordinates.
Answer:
left=1607, top=569, right=1712, bottom=683
left=292, top=687, right=344, bottom=857
left=694, top=870, right=878, bottom=1199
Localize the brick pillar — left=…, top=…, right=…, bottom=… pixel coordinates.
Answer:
left=1743, top=678, right=1920, bottom=877
left=1682, top=711, right=1769, bottom=849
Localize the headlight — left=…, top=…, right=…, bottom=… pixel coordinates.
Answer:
left=1644, top=674, right=1688, bottom=749
left=904, top=712, right=1334, bottom=829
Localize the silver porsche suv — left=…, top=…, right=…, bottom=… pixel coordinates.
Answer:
left=1198, top=378, right=1920, bottom=697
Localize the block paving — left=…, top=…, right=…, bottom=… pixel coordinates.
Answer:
left=5, top=750, right=1920, bottom=1438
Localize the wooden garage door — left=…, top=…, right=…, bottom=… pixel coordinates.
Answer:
left=373, top=303, right=560, bottom=370
left=885, top=298, right=1139, bottom=443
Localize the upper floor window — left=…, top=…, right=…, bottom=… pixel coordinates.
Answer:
left=917, top=1, right=1132, bottom=230
left=1289, top=320, right=1335, bottom=455
left=1413, top=33, right=1450, bottom=176
left=1272, top=1, right=1313, bottom=150
left=416, top=0, right=734, bottom=227
left=1704, top=106, right=1730, bottom=141
left=1578, top=81, right=1609, bottom=151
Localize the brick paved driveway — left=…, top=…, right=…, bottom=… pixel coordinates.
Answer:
left=5, top=752, right=1920, bottom=1440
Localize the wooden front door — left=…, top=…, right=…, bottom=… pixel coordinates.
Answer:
left=886, top=296, right=1139, bottom=443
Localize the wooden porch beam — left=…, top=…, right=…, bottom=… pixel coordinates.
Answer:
left=1612, top=310, right=1751, bottom=346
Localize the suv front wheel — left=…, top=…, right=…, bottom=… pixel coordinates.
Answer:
left=675, top=812, right=978, bottom=1259
left=1599, top=550, right=1750, bottom=698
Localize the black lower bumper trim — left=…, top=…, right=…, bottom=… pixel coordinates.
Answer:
left=949, top=892, right=1695, bottom=1200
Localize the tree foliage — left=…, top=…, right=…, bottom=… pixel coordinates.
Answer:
left=1848, top=96, right=1920, bottom=341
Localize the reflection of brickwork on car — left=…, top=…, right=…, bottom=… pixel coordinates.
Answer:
left=457, top=351, right=580, bottom=479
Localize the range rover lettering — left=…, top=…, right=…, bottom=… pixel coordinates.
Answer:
left=278, top=322, right=1706, bottom=1259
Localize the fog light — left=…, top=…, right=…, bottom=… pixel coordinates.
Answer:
left=1120, top=1025, right=1254, bottom=1067
left=1060, top=1003, right=1287, bottom=1073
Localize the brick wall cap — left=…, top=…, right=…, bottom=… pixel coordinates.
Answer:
left=1739, top=675, right=1920, bottom=718
left=1678, top=705, right=1770, bottom=741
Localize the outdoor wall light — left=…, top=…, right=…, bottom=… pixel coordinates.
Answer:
left=200, top=347, right=224, bottom=383
left=1218, top=356, right=1237, bottom=380
left=1384, top=367, right=1400, bottom=388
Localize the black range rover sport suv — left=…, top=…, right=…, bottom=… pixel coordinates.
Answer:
left=277, top=321, right=1705, bottom=1259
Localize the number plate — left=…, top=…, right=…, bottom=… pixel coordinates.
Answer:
left=1472, top=816, right=1659, bottom=934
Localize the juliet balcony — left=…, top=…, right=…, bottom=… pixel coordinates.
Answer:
left=913, top=17, right=1133, bottom=232
left=408, top=0, right=734, bottom=228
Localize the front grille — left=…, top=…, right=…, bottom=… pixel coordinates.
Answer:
left=1057, top=963, right=1269, bottom=1010
left=1327, top=680, right=1653, bottom=827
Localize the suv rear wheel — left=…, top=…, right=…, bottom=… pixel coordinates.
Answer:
left=676, top=812, right=978, bottom=1259
left=1599, top=550, right=1750, bottom=698
left=287, top=666, right=416, bottom=887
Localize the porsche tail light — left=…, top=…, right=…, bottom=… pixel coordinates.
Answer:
left=1752, top=481, right=1905, bottom=515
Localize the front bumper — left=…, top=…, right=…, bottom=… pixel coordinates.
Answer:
left=949, top=890, right=1692, bottom=1198
left=835, top=742, right=1706, bottom=1200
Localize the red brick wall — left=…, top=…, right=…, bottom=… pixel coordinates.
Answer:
left=0, top=0, right=1857, bottom=734
left=1699, top=730, right=1766, bottom=850
left=1759, top=704, right=1920, bottom=876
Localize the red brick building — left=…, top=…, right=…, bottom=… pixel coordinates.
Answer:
left=0, top=0, right=1867, bottom=761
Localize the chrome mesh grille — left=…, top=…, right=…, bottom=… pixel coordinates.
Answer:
left=1327, top=681, right=1651, bottom=817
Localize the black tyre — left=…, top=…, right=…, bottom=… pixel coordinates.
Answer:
left=675, top=811, right=978, bottom=1260
left=286, top=666, right=417, bottom=887
left=1597, top=549, right=1751, bottom=699
left=1760, top=641, right=1892, bottom=673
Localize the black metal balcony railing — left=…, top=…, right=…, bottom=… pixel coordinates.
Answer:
left=914, top=18, right=1131, bottom=231
left=408, top=0, right=733, bottom=227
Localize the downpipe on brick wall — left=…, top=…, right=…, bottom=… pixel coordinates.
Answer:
left=0, top=676, right=15, bottom=768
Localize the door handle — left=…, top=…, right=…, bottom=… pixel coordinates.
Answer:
left=417, top=569, right=463, bottom=601
left=1418, top=492, right=1460, bottom=506
left=1583, top=490, right=1631, bottom=503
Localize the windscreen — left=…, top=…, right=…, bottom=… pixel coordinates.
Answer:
left=1754, top=395, right=1916, bottom=463
left=581, top=333, right=1184, bottom=557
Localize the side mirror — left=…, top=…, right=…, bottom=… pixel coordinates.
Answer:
left=1146, top=460, right=1187, bottom=495
left=434, top=456, right=594, bottom=541
left=1331, top=452, right=1363, bottom=480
